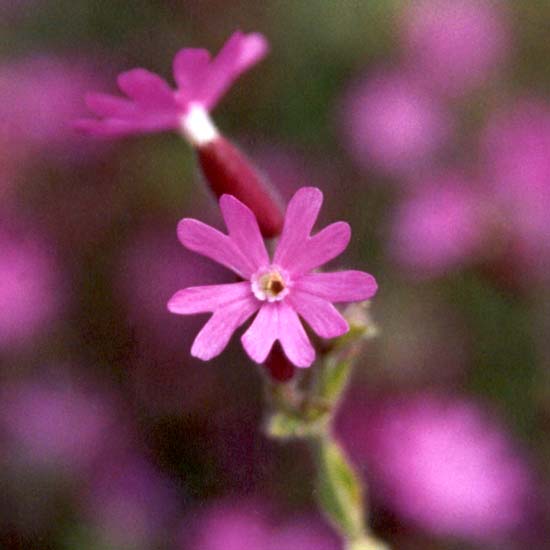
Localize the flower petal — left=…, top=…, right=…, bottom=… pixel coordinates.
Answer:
left=167, top=281, right=252, bottom=314
left=219, top=194, right=269, bottom=270
left=177, top=218, right=257, bottom=278
left=273, top=187, right=323, bottom=268
left=277, top=301, right=315, bottom=368
left=241, top=303, right=278, bottom=364
left=287, top=291, right=349, bottom=339
left=199, top=31, right=269, bottom=109
left=288, top=221, right=351, bottom=275
left=191, top=296, right=259, bottom=361
left=85, top=92, right=137, bottom=118
left=173, top=48, right=211, bottom=96
left=117, top=69, right=175, bottom=108
left=218, top=31, right=268, bottom=73
left=73, top=118, right=144, bottom=137
left=294, top=270, right=378, bottom=302
left=74, top=115, right=178, bottom=137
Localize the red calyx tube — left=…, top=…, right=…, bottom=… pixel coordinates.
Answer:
left=264, top=343, right=295, bottom=382
left=197, top=136, right=285, bottom=238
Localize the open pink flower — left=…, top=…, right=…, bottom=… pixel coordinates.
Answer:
left=75, top=31, right=268, bottom=141
left=168, top=187, right=377, bottom=367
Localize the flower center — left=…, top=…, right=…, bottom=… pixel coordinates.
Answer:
left=251, top=266, right=290, bottom=302
left=179, top=104, right=219, bottom=146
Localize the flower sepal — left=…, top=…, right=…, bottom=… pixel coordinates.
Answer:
left=264, top=301, right=378, bottom=440
left=197, top=136, right=284, bottom=238
left=315, top=302, right=378, bottom=405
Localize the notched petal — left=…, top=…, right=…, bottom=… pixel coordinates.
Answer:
left=295, top=271, right=378, bottom=303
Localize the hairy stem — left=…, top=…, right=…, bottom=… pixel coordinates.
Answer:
left=264, top=303, right=388, bottom=549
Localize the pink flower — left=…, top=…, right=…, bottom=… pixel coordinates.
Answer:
left=0, top=55, right=108, bottom=158
left=480, top=98, right=550, bottom=282
left=184, top=498, right=339, bottom=550
left=85, top=455, right=180, bottom=549
left=400, top=0, right=511, bottom=97
left=1, top=378, right=114, bottom=473
left=389, top=177, right=486, bottom=278
left=74, top=31, right=283, bottom=239
left=338, top=392, right=535, bottom=542
left=168, top=187, right=377, bottom=367
left=75, top=31, right=268, bottom=141
left=339, top=70, right=451, bottom=176
left=482, top=99, right=550, bottom=202
left=0, top=226, right=65, bottom=348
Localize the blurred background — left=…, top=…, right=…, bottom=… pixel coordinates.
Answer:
left=1, top=1, right=550, bottom=548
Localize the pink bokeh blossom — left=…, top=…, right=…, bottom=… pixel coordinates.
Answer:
left=0, top=227, right=65, bottom=348
left=481, top=99, right=550, bottom=279
left=76, top=31, right=268, bottom=140
left=389, top=177, right=486, bottom=277
left=0, top=55, right=107, bottom=157
left=400, top=0, right=511, bottom=97
left=340, top=70, right=451, bottom=176
left=168, top=187, right=377, bottom=367
left=85, top=455, right=180, bottom=548
left=1, top=379, right=115, bottom=472
left=338, top=392, right=535, bottom=542
left=185, top=498, right=338, bottom=550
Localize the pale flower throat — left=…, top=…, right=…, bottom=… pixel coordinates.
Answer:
left=179, top=104, right=219, bottom=146
left=251, top=266, right=290, bottom=302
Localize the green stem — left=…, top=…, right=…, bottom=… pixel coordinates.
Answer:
left=263, top=303, right=389, bottom=549
left=313, top=432, right=366, bottom=541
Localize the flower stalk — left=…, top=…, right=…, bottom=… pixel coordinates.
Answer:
left=77, top=29, right=386, bottom=548
left=264, top=303, right=388, bottom=549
